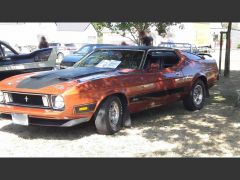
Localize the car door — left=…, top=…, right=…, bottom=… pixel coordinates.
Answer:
left=158, top=50, right=186, bottom=103
left=129, top=50, right=174, bottom=110
left=139, top=50, right=186, bottom=107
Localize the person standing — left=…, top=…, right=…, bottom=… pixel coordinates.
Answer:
left=38, top=36, right=49, bottom=49
left=121, top=41, right=128, bottom=46
left=139, top=30, right=153, bottom=46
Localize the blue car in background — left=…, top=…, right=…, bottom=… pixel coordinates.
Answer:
left=60, top=44, right=115, bottom=69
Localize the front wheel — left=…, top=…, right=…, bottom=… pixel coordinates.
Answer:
left=94, top=96, right=123, bottom=135
left=183, top=79, right=206, bottom=111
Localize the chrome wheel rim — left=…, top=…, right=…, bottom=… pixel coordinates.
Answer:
left=193, top=84, right=203, bottom=105
left=109, top=101, right=120, bottom=128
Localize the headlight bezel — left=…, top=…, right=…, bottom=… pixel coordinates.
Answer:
left=51, top=95, right=65, bottom=110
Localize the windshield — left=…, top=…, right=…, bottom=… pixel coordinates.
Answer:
left=75, top=46, right=92, bottom=54
left=74, top=50, right=144, bottom=69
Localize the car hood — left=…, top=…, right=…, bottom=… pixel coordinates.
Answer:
left=62, top=54, right=85, bottom=63
left=14, top=67, right=114, bottom=90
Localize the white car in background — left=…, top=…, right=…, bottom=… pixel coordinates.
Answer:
left=49, top=43, right=77, bottom=62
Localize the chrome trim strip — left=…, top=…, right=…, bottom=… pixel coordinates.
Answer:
left=4, top=103, right=51, bottom=109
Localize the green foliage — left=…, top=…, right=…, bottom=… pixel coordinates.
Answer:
left=92, top=22, right=177, bottom=45
left=237, top=43, right=240, bottom=49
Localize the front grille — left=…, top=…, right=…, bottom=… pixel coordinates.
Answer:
left=5, top=92, right=50, bottom=108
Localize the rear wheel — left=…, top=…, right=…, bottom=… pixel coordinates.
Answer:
left=94, top=96, right=123, bottom=135
left=183, top=79, right=206, bottom=111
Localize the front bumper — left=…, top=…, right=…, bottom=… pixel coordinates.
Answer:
left=0, top=103, right=95, bottom=127
left=0, top=103, right=94, bottom=119
left=0, top=113, right=90, bottom=127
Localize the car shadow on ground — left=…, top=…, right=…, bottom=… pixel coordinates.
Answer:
left=132, top=71, right=240, bottom=157
left=0, top=120, right=98, bottom=140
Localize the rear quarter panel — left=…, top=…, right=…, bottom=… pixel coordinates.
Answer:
left=181, top=57, right=218, bottom=93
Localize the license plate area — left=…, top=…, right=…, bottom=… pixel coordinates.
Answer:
left=11, top=113, right=29, bottom=126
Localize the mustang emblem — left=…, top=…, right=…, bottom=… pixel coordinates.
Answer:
left=24, top=96, right=29, bottom=102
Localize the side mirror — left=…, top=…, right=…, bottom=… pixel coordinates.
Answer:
left=148, top=63, right=159, bottom=72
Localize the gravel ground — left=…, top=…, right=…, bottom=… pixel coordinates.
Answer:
left=0, top=71, right=240, bottom=157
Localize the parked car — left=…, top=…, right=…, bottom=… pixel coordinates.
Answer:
left=60, top=44, right=115, bottom=69
left=159, top=42, right=199, bottom=54
left=0, top=40, right=57, bottom=81
left=198, top=45, right=214, bottom=54
left=48, top=42, right=77, bottom=61
left=0, top=46, right=219, bottom=135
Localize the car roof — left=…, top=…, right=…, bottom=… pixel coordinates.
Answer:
left=82, top=44, right=116, bottom=47
left=94, top=45, right=175, bottom=51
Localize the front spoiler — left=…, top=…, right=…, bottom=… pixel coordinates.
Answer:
left=0, top=113, right=90, bottom=127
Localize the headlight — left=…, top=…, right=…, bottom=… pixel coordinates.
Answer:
left=52, top=95, right=65, bottom=109
left=0, top=91, right=4, bottom=103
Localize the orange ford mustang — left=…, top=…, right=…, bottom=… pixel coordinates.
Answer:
left=0, top=46, right=219, bottom=134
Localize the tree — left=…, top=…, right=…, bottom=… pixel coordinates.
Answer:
left=224, top=22, right=232, bottom=77
left=92, top=22, right=177, bottom=45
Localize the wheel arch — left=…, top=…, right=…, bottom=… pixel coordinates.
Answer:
left=95, top=92, right=129, bottom=113
left=91, top=92, right=129, bottom=123
left=192, top=74, right=209, bottom=97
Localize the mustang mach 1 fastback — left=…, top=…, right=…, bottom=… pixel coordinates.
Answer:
left=0, top=46, right=219, bottom=134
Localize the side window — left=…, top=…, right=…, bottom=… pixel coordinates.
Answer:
left=161, top=51, right=180, bottom=68
left=117, top=51, right=143, bottom=69
left=144, top=51, right=180, bottom=69
left=144, top=52, right=162, bottom=69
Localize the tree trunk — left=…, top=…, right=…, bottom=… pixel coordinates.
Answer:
left=224, top=22, right=232, bottom=77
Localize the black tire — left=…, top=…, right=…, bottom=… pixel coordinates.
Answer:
left=183, top=79, right=206, bottom=111
left=94, top=96, right=123, bottom=135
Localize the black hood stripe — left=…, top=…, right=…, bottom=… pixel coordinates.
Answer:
left=16, top=67, right=113, bottom=89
